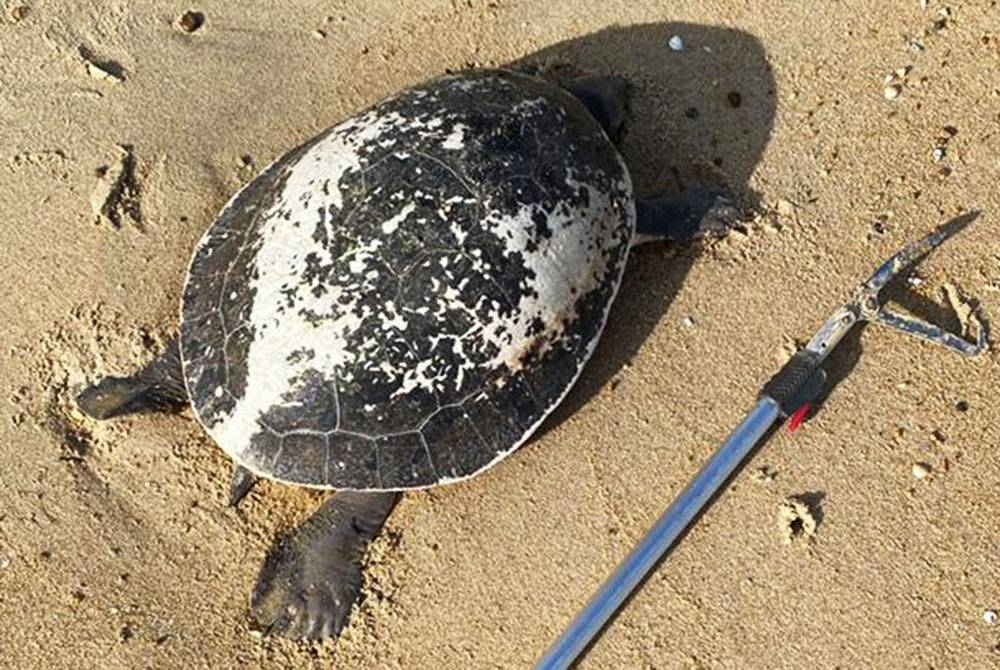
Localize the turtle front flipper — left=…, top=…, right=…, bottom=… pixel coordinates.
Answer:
left=251, top=491, right=400, bottom=640
left=633, top=190, right=740, bottom=246
left=76, top=336, right=187, bottom=419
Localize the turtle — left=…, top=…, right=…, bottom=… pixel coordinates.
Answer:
left=76, top=68, right=736, bottom=640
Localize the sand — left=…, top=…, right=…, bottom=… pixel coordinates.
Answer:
left=2, top=0, right=999, bottom=667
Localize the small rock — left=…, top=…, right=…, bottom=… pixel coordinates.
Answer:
left=911, top=462, right=932, bottom=479
left=85, top=61, right=123, bottom=84
left=682, top=316, right=695, bottom=328
left=726, top=91, right=742, bottom=108
left=175, top=10, right=205, bottom=33
left=884, top=84, right=901, bottom=100
left=312, top=29, right=326, bottom=39
left=668, top=35, right=684, bottom=52
left=984, top=609, right=998, bottom=625
left=932, top=146, right=946, bottom=162
left=895, top=66, right=911, bottom=78
left=0, top=556, right=10, bottom=569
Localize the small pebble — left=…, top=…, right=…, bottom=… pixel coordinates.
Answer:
left=668, top=35, right=684, bottom=52
left=884, top=84, right=901, bottom=100
left=984, top=609, right=998, bottom=625
left=176, top=10, right=205, bottom=33
left=0, top=556, right=10, bottom=569
left=312, top=29, right=326, bottom=39
left=726, top=91, right=742, bottom=108
left=912, top=462, right=932, bottom=479
left=682, top=316, right=695, bottom=327
left=932, top=146, right=946, bottom=162
left=85, top=61, right=123, bottom=84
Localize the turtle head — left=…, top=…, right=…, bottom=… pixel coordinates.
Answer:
left=565, top=75, right=631, bottom=140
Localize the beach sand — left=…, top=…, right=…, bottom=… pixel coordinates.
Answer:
left=1, top=0, right=998, bottom=667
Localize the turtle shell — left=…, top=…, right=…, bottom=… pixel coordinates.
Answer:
left=180, top=69, right=634, bottom=490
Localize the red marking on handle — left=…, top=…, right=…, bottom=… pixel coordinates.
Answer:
left=788, top=403, right=811, bottom=432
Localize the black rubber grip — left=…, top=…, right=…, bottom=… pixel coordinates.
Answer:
left=761, top=350, right=827, bottom=416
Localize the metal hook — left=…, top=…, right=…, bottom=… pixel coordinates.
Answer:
left=857, top=210, right=987, bottom=357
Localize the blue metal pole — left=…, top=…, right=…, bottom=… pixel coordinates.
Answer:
left=536, top=397, right=782, bottom=670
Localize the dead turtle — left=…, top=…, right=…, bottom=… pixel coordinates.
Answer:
left=77, top=69, right=735, bottom=639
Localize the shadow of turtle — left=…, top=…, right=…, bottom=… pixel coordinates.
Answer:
left=511, top=22, right=778, bottom=439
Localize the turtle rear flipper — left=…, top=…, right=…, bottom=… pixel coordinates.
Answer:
left=76, top=336, right=187, bottom=419
left=251, top=491, right=399, bottom=640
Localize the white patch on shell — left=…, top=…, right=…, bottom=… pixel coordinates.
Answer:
left=441, top=123, right=467, bottom=150
left=380, top=202, right=416, bottom=234
left=473, top=169, right=623, bottom=372
left=201, top=109, right=428, bottom=460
